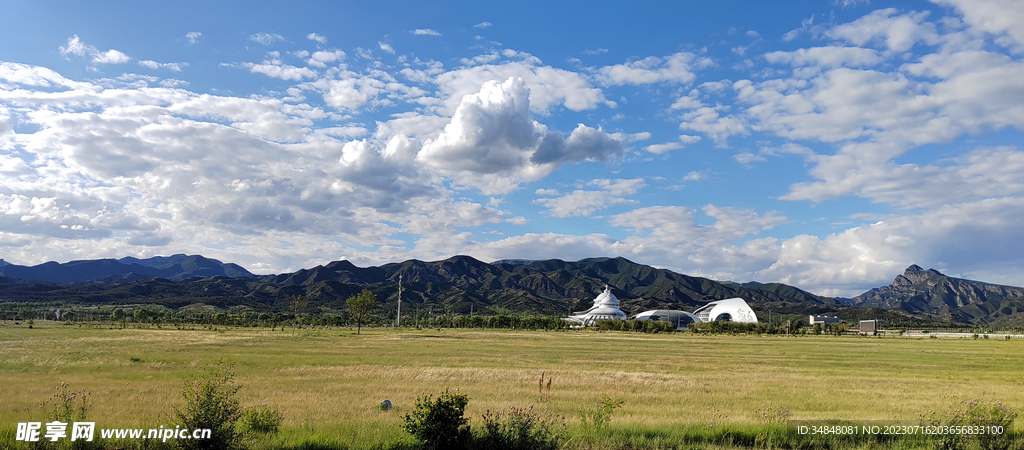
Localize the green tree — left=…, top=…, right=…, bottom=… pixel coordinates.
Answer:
left=346, top=289, right=376, bottom=335
left=289, top=295, right=308, bottom=318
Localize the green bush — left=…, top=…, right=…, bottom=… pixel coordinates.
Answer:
left=401, top=389, right=470, bottom=450
left=241, top=403, right=283, bottom=434
left=174, top=361, right=243, bottom=450
left=475, top=405, right=566, bottom=450
left=578, top=395, right=623, bottom=434
left=922, top=398, right=1018, bottom=450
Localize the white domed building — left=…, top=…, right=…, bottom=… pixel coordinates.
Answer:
left=692, top=298, right=758, bottom=323
left=564, top=285, right=627, bottom=326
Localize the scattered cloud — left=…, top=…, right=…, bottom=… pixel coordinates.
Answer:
left=186, top=31, right=202, bottom=44
left=138, top=60, right=185, bottom=71
left=474, top=22, right=492, bottom=29
left=535, top=178, right=645, bottom=217
left=306, top=33, right=327, bottom=44
left=378, top=41, right=395, bottom=54
left=412, top=29, right=442, bottom=36
left=250, top=32, right=285, bottom=45
left=597, top=52, right=712, bottom=86
left=58, top=35, right=130, bottom=65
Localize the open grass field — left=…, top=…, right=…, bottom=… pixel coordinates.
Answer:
left=2, top=321, right=1023, bottom=449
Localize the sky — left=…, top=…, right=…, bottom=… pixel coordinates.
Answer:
left=1, top=0, right=1022, bottom=297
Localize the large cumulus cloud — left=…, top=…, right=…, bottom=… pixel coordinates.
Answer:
left=416, top=77, right=623, bottom=194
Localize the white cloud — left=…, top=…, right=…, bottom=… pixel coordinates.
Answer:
left=474, top=22, right=492, bottom=29
left=59, top=35, right=91, bottom=58
left=416, top=77, right=622, bottom=194
left=596, top=52, right=712, bottom=86
left=782, top=146, right=1024, bottom=207
left=682, top=170, right=708, bottom=181
left=92, top=49, right=130, bottom=64
left=757, top=197, right=1024, bottom=295
left=535, top=178, right=645, bottom=217
left=307, top=49, right=346, bottom=68
left=138, top=60, right=184, bottom=71
left=434, top=59, right=611, bottom=113
left=378, top=41, right=395, bottom=54
left=186, top=31, right=202, bottom=44
left=644, top=142, right=682, bottom=154
left=413, top=29, right=442, bottom=36
left=764, top=46, right=882, bottom=68
left=319, top=76, right=385, bottom=110
left=733, top=152, right=768, bottom=165
left=934, top=0, right=1024, bottom=52
left=827, top=9, right=940, bottom=52
left=245, top=60, right=318, bottom=80
left=250, top=33, right=285, bottom=45
left=679, top=105, right=747, bottom=144
left=58, top=35, right=130, bottom=65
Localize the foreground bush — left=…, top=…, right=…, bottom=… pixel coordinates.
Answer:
left=241, top=404, right=284, bottom=434
left=922, top=398, right=1018, bottom=450
left=402, top=389, right=470, bottom=450
left=175, top=362, right=243, bottom=450
left=476, top=405, right=566, bottom=450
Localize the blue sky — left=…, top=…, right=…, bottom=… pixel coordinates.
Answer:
left=1, top=0, right=1022, bottom=296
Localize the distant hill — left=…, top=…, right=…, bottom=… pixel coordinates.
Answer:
left=851, top=265, right=1024, bottom=323
left=0, top=255, right=835, bottom=317
left=0, top=254, right=254, bottom=283
left=3, top=254, right=1021, bottom=325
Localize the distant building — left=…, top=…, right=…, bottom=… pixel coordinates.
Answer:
left=564, top=285, right=627, bottom=326
left=692, top=298, right=759, bottom=323
left=633, top=310, right=700, bottom=329
left=809, top=315, right=840, bottom=326
left=859, top=320, right=878, bottom=335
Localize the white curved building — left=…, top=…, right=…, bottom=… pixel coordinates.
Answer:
left=635, top=297, right=759, bottom=329
left=564, top=285, right=627, bottom=326
left=692, top=298, right=758, bottom=323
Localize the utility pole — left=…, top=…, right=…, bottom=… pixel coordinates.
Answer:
left=396, top=274, right=402, bottom=327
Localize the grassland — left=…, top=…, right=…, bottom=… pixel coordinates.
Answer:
left=2, top=321, right=1023, bottom=449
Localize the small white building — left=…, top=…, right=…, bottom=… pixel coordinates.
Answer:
left=809, top=315, right=840, bottom=326
left=564, top=285, right=627, bottom=326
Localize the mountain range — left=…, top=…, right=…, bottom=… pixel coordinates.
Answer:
left=1, top=254, right=1022, bottom=324
left=0, top=254, right=253, bottom=282
left=850, top=265, right=1024, bottom=324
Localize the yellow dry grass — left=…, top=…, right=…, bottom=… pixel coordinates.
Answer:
left=2, top=320, right=1023, bottom=435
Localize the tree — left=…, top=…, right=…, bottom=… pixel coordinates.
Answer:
left=346, top=289, right=376, bottom=335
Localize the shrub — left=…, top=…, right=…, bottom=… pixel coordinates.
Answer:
left=175, top=361, right=243, bottom=450
left=241, top=403, right=283, bottom=434
left=578, top=395, right=623, bottom=434
left=922, top=398, right=1018, bottom=450
left=476, top=405, right=566, bottom=450
left=402, top=389, right=470, bottom=450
